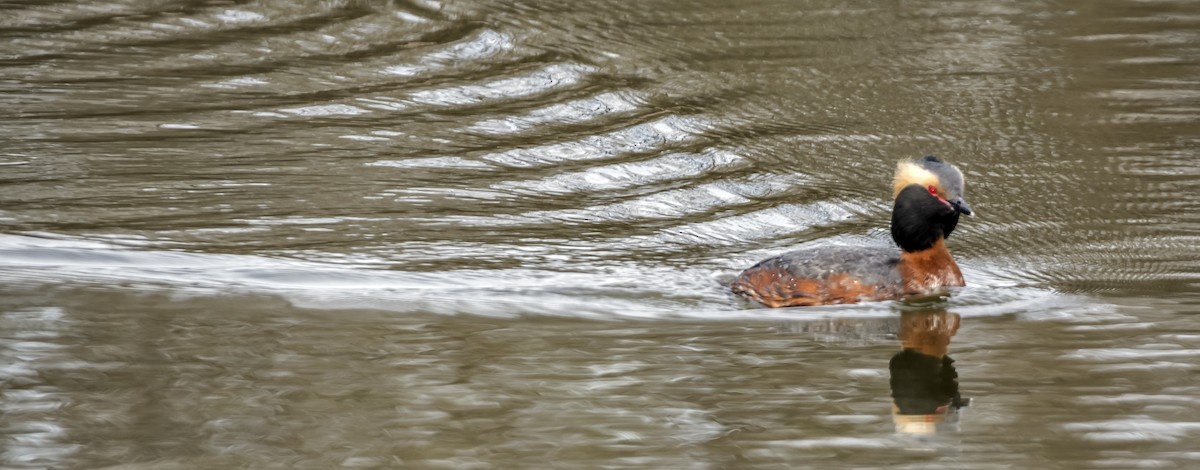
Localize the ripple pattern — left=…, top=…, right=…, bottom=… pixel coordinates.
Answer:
left=2, top=0, right=1198, bottom=300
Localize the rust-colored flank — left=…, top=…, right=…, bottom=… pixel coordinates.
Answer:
left=730, top=269, right=883, bottom=308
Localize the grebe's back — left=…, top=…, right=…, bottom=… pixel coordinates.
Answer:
left=731, top=245, right=902, bottom=307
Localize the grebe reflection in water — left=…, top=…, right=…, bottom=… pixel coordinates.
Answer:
left=890, top=310, right=969, bottom=435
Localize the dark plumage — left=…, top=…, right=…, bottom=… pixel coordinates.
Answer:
left=892, top=184, right=958, bottom=252
left=731, top=156, right=974, bottom=307
left=890, top=350, right=962, bottom=415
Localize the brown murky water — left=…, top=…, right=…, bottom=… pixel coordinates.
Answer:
left=2, top=0, right=1199, bottom=468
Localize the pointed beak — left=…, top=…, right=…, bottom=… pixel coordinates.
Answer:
left=949, top=198, right=973, bottom=217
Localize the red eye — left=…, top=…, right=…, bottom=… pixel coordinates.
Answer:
left=927, top=185, right=938, bottom=196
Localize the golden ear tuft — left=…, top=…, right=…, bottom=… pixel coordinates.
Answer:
left=893, top=161, right=940, bottom=198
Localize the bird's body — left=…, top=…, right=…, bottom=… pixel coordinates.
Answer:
left=731, top=241, right=963, bottom=307
left=731, top=156, right=973, bottom=308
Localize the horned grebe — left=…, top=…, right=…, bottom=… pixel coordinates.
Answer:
left=731, top=156, right=973, bottom=307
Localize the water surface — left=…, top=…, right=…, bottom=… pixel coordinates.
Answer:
left=2, top=0, right=1199, bottom=468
